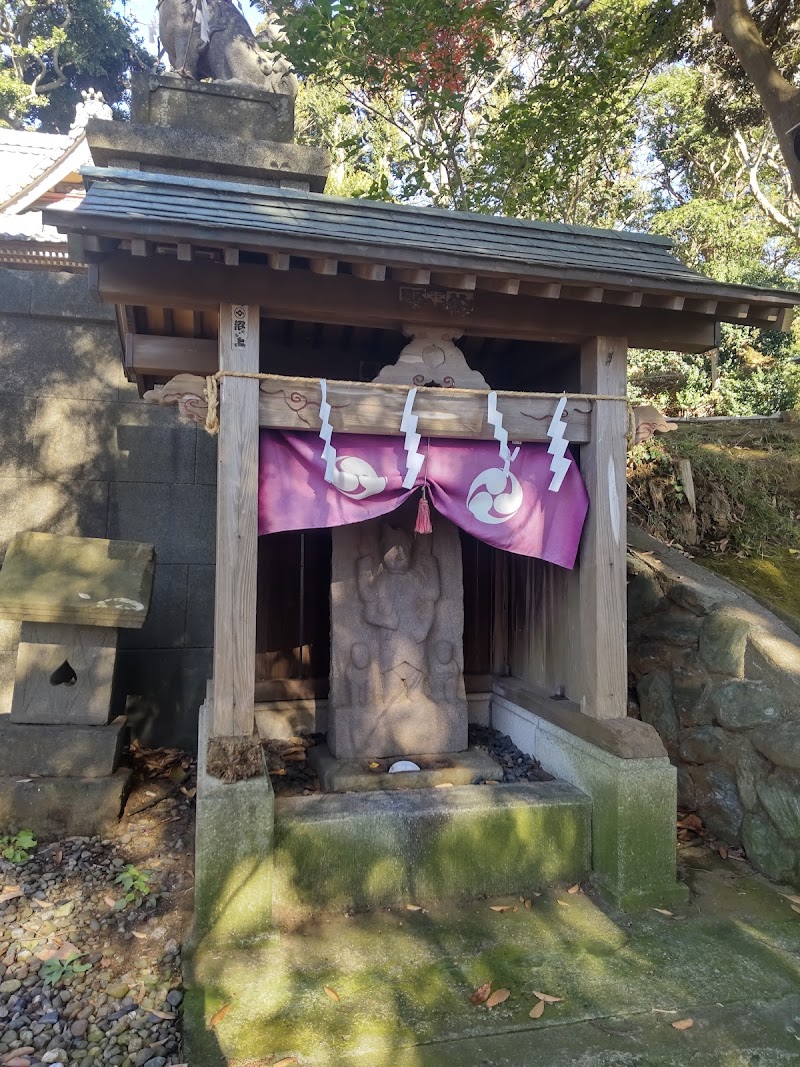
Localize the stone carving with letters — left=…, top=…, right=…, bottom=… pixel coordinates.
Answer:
left=159, top=0, right=298, bottom=96
left=329, top=504, right=468, bottom=759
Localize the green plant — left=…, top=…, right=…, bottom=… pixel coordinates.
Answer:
left=0, top=829, right=37, bottom=864
left=40, top=952, right=92, bottom=987
left=113, top=864, right=152, bottom=908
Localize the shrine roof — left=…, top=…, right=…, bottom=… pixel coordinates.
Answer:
left=46, top=166, right=800, bottom=331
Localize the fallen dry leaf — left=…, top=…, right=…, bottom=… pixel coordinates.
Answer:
left=556, top=900, right=570, bottom=907
left=653, top=908, right=674, bottom=917
left=405, top=904, right=423, bottom=912
left=368, top=761, right=380, bottom=770
left=791, top=904, right=800, bottom=916
left=0, top=887, right=23, bottom=905
left=524, top=899, right=532, bottom=910
left=53, top=849, right=63, bottom=864
left=179, top=786, right=197, bottom=799
left=782, top=893, right=800, bottom=905
left=567, top=884, right=581, bottom=895
left=271, top=1059, right=298, bottom=1067
left=131, top=930, right=147, bottom=939
left=718, top=846, right=728, bottom=860
left=208, top=1001, right=233, bottom=1029
left=271, top=768, right=287, bottom=776
left=323, top=986, right=340, bottom=1002
left=485, top=988, right=510, bottom=1009
left=150, top=1010, right=177, bottom=1020
left=532, top=991, right=563, bottom=1004
left=529, top=999, right=545, bottom=1019
left=103, top=895, right=116, bottom=908
left=470, top=982, right=492, bottom=1005
left=489, top=905, right=514, bottom=912
left=671, top=1018, right=693, bottom=1030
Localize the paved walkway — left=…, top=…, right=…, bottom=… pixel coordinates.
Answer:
left=186, top=846, right=800, bottom=1066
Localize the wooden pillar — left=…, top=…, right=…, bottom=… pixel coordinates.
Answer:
left=212, top=304, right=260, bottom=736
left=577, top=336, right=628, bottom=719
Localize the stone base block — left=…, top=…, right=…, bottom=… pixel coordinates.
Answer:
left=11, top=621, right=116, bottom=725
left=194, top=702, right=275, bottom=949
left=308, top=743, right=502, bottom=793
left=273, top=781, right=590, bottom=920
left=492, top=694, right=687, bottom=910
left=0, top=768, right=132, bottom=838
left=0, top=716, right=126, bottom=778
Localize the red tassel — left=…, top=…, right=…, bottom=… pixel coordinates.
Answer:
left=415, top=490, right=433, bottom=534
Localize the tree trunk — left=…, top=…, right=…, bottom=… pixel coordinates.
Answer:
left=714, top=0, right=800, bottom=199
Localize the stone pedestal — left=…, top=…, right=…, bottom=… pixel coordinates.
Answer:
left=11, top=622, right=117, bottom=725
left=329, top=506, right=468, bottom=759
left=0, top=532, right=154, bottom=837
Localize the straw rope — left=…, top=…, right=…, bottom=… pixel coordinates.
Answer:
left=202, top=369, right=631, bottom=437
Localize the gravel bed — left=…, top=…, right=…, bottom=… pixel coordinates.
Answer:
left=0, top=748, right=195, bottom=1067
left=468, top=723, right=552, bottom=783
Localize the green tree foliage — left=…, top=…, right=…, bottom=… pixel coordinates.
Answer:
left=267, top=0, right=798, bottom=413
left=0, top=0, right=150, bottom=130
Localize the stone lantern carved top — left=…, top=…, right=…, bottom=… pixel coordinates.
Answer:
left=159, top=0, right=298, bottom=97
left=70, top=88, right=112, bottom=132
left=374, top=327, right=489, bottom=390
left=0, top=532, right=155, bottom=628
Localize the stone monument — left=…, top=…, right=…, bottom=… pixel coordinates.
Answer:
left=329, top=502, right=468, bottom=759
left=0, top=532, right=155, bottom=837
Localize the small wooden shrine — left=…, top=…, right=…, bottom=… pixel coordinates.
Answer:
left=45, top=72, right=800, bottom=920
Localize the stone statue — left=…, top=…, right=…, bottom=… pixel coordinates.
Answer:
left=329, top=507, right=468, bottom=759
left=426, top=639, right=460, bottom=702
left=158, top=0, right=298, bottom=97
left=356, top=525, right=440, bottom=705
left=346, top=642, right=371, bottom=707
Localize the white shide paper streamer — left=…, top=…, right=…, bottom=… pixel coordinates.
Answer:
left=401, top=387, right=425, bottom=489
left=318, top=378, right=337, bottom=484
left=487, top=391, right=520, bottom=475
left=547, top=396, right=571, bottom=493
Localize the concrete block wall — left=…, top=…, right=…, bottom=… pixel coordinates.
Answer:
left=0, top=267, right=216, bottom=750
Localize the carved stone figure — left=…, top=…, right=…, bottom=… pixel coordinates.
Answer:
left=346, top=642, right=371, bottom=707
left=158, top=0, right=298, bottom=97
left=329, top=504, right=468, bottom=759
left=426, top=639, right=460, bottom=702
left=356, top=526, right=439, bottom=704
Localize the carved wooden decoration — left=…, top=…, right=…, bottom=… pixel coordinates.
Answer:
left=373, top=327, right=489, bottom=389
left=143, top=373, right=209, bottom=427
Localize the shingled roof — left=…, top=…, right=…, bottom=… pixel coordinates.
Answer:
left=47, top=165, right=800, bottom=333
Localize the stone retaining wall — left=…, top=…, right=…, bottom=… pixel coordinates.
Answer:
left=0, top=267, right=216, bottom=749
left=627, top=525, right=800, bottom=887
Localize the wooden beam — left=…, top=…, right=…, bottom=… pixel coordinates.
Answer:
left=685, top=297, right=717, bottom=316
left=224, top=247, right=240, bottom=267
left=125, top=333, right=218, bottom=377
left=212, top=303, right=260, bottom=738
left=478, top=277, right=520, bottom=296
left=177, top=242, right=192, bottom=262
left=351, top=262, right=387, bottom=282
left=258, top=373, right=592, bottom=442
left=644, top=294, right=685, bottom=311
left=605, top=290, right=643, bottom=308
left=66, top=233, right=85, bottom=263
left=131, top=239, right=152, bottom=258
left=269, top=252, right=290, bottom=271
left=392, top=268, right=431, bottom=285
left=310, top=257, right=338, bottom=276
left=564, top=286, right=604, bottom=303
left=723, top=302, right=750, bottom=319
left=576, top=336, right=628, bottom=720
left=431, top=271, right=477, bottom=290
left=520, top=282, right=561, bottom=299
left=90, top=256, right=722, bottom=353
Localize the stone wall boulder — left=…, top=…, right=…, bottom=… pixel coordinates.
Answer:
left=627, top=525, right=800, bottom=889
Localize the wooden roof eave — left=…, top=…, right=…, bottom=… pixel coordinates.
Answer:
left=47, top=206, right=798, bottom=334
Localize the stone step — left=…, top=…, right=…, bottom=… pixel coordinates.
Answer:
left=0, top=717, right=126, bottom=778
left=273, top=781, right=591, bottom=921
left=0, top=768, right=132, bottom=838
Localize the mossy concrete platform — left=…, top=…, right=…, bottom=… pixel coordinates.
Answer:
left=185, top=846, right=800, bottom=1066
left=193, top=702, right=275, bottom=949
left=0, top=767, right=131, bottom=837
left=307, top=743, right=503, bottom=792
left=273, top=781, right=590, bottom=920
